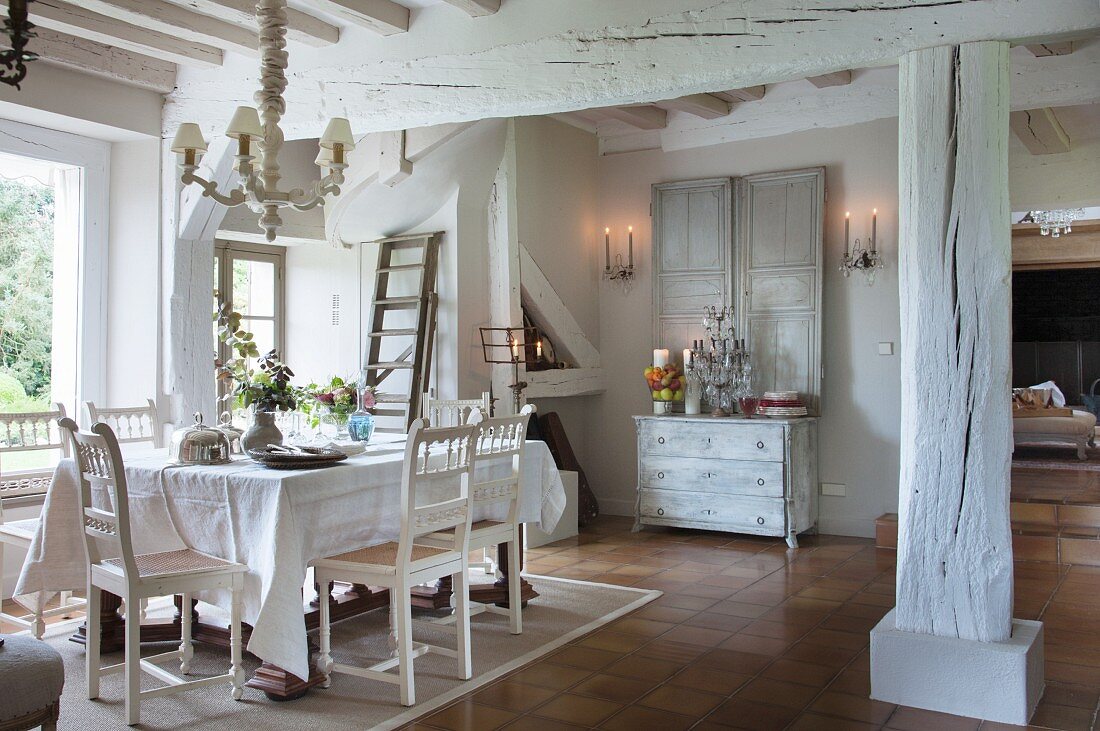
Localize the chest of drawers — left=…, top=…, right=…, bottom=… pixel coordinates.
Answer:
left=633, top=415, right=818, bottom=547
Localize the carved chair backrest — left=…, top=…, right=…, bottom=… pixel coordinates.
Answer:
left=399, top=418, right=476, bottom=568
left=58, top=419, right=138, bottom=579
left=421, top=392, right=491, bottom=428
left=466, top=404, right=535, bottom=526
left=0, top=404, right=70, bottom=517
left=83, top=399, right=163, bottom=448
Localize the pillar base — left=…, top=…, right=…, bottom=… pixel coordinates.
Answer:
left=870, top=608, right=1044, bottom=726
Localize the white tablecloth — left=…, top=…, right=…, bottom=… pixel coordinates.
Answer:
left=15, top=440, right=566, bottom=681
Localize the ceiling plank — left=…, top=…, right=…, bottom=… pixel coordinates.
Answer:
left=304, top=0, right=409, bottom=35
left=169, top=0, right=339, bottom=48
left=807, top=70, right=853, bottom=88
left=718, top=85, right=766, bottom=102
left=74, top=0, right=258, bottom=55
left=1025, top=42, right=1076, bottom=57
left=600, top=105, right=668, bottom=130
left=439, top=0, right=500, bottom=17
left=2, top=25, right=176, bottom=92
left=4, top=0, right=222, bottom=68
left=656, top=93, right=732, bottom=120
left=1010, top=108, right=1071, bottom=155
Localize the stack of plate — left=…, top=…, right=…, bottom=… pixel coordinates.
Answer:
left=757, top=391, right=808, bottom=418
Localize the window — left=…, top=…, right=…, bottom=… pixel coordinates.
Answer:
left=214, top=241, right=286, bottom=404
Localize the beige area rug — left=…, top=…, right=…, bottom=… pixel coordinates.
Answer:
left=42, top=576, right=659, bottom=731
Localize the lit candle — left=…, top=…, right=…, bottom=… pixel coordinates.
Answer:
left=604, top=227, right=611, bottom=272
left=844, top=211, right=850, bottom=256
left=652, top=348, right=669, bottom=367
left=872, top=208, right=877, bottom=252
left=537, top=340, right=543, bottom=359
left=683, top=348, right=693, bottom=368
left=628, top=226, right=634, bottom=268
left=510, top=336, right=519, bottom=361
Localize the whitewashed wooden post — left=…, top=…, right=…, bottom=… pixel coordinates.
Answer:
left=870, top=41, right=1043, bottom=726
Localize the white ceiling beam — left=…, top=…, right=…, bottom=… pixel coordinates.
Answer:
left=720, top=86, right=766, bottom=102
left=807, top=70, right=853, bottom=88
left=656, top=93, right=731, bottom=120
left=379, top=130, right=413, bottom=187
left=304, top=0, right=409, bottom=35
left=168, top=0, right=339, bottom=48
left=1010, top=108, right=1071, bottom=155
left=7, top=26, right=176, bottom=93
left=600, top=105, right=668, bottom=130
left=1025, top=42, right=1076, bottom=57
left=5, top=0, right=222, bottom=68
left=439, top=0, right=500, bottom=17
left=74, top=0, right=257, bottom=55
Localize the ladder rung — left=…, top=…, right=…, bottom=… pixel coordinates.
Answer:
left=372, top=408, right=408, bottom=418
left=373, top=393, right=410, bottom=403
left=366, top=362, right=414, bottom=370
left=377, top=263, right=425, bottom=273
left=374, top=427, right=408, bottom=434
left=368, top=329, right=418, bottom=337
left=374, top=296, right=421, bottom=308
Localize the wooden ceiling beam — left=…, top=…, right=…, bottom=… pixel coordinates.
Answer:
left=2, top=25, right=176, bottom=92
left=439, top=0, right=500, bottom=17
left=304, top=0, right=409, bottom=35
left=2, top=0, right=222, bottom=68
left=1025, top=42, right=1076, bottom=57
left=73, top=0, right=258, bottom=55
left=656, top=93, right=732, bottom=120
left=168, top=0, right=339, bottom=47
left=600, top=105, right=668, bottom=130
left=719, top=85, right=766, bottom=102
left=1010, top=107, right=1071, bottom=155
left=807, top=70, right=853, bottom=88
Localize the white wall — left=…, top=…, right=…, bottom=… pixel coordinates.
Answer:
left=1010, top=134, right=1100, bottom=211
left=285, top=243, right=362, bottom=386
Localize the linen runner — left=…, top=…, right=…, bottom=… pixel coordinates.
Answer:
left=15, top=441, right=566, bottom=681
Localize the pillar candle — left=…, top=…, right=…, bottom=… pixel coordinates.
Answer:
left=628, top=226, right=634, bottom=268
left=683, top=348, right=693, bottom=368
left=872, top=208, right=877, bottom=252
left=604, top=228, right=611, bottom=271
left=536, top=340, right=543, bottom=359
left=653, top=348, right=669, bottom=367
left=844, top=211, right=850, bottom=255
left=510, top=336, right=519, bottom=361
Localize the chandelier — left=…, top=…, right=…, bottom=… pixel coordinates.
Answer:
left=0, top=0, right=37, bottom=89
left=1027, top=209, right=1086, bottom=238
left=170, top=0, right=354, bottom=242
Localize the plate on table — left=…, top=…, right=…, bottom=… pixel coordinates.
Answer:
left=248, top=446, right=349, bottom=470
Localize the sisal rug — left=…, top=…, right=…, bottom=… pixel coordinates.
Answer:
left=41, top=576, right=658, bottom=731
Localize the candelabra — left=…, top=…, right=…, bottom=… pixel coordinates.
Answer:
left=1027, top=208, right=1086, bottom=237
left=602, top=227, right=636, bottom=294
left=840, top=209, right=885, bottom=285
left=689, top=305, right=751, bottom=417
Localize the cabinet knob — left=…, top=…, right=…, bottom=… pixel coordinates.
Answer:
left=756, top=441, right=765, bottom=449
left=756, top=516, right=765, bottom=525
left=757, top=478, right=765, bottom=486
left=657, top=471, right=665, bottom=479
left=657, top=508, right=665, bottom=516
left=657, top=436, right=666, bottom=445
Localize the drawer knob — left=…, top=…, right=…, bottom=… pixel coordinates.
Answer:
left=756, top=516, right=765, bottom=525
left=757, top=478, right=765, bottom=486
left=657, top=437, right=666, bottom=445
left=657, top=508, right=665, bottom=516
left=657, top=471, right=665, bottom=479
left=756, top=441, right=765, bottom=449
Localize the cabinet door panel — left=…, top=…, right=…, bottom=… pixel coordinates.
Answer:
left=660, top=275, right=725, bottom=315
left=657, top=187, right=726, bottom=274
left=748, top=182, right=788, bottom=268
left=748, top=315, right=815, bottom=403
left=783, top=179, right=817, bottom=266
left=747, top=270, right=815, bottom=312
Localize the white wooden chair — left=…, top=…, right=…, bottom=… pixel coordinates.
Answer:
left=0, top=404, right=86, bottom=638
left=58, top=418, right=248, bottom=726
left=421, top=391, right=491, bottom=427
left=312, top=418, right=476, bottom=706
left=83, top=399, right=163, bottom=449
left=421, top=404, right=535, bottom=635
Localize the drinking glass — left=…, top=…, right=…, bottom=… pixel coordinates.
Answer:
left=738, top=394, right=760, bottom=419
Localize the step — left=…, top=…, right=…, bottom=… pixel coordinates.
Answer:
left=1012, top=522, right=1100, bottom=565
left=372, top=392, right=410, bottom=404
left=374, top=296, right=421, bottom=309
left=377, top=263, right=425, bottom=273
left=367, top=329, right=418, bottom=338
left=875, top=513, right=898, bottom=549
left=365, top=361, right=414, bottom=370
left=1010, top=500, right=1100, bottom=530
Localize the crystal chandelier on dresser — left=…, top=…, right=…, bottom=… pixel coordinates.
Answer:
left=1027, top=208, right=1086, bottom=238
left=169, top=0, right=354, bottom=242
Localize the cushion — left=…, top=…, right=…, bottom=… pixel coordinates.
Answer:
left=0, top=635, right=65, bottom=722
left=1013, top=410, right=1097, bottom=436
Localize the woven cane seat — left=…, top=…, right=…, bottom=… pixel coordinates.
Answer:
left=103, top=548, right=245, bottom=577
left=317, top=541, right=453, bottom=573
left=0, top=518, right=39, bottom=542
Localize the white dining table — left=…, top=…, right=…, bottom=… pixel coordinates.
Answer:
left=15, top=437, right=567, bottom=682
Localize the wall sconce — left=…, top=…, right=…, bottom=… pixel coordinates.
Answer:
left=603, top=226, right=636, bottom=294
left=839, top=209, right=885, bottom=285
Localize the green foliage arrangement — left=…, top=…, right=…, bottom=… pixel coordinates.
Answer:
left=215, top=304, right=297, bottom=412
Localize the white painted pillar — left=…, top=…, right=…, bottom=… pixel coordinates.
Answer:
left=870, top=41, right=1043, bottom=726
left=487, top=119, right=524, bottom=415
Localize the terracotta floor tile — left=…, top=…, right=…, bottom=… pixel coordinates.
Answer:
left=787, top=712, right=880, bottom=731
left=1040, top=683, right=1100, bottom=709
left=509, top=663, right=592, bottom=691
left=669, top=665, right=752, bottom=695
left=548, top=646, right=623, bottom=671
left=718, top=632, right=792, bottom=656
left=1028, top=701, right=1093, bottom=731
left=735, top=677, right=820, bottom=710
left=826, top=668, right=871, bottom=696
left=783, top=640, right=862, bottom=669
left=423, top=700, right=519, bottom=731
left=635, top=638, right=710, bottom=664
left=609, top=617, right=677, bottom=638
left=739, top=619, right=814, bottom=641
left=810, top=690, right=896, bottom=725
left=683, top=611, right=753, bottom=633
left=708, top=600, right=773, bottom=619
left=473, top=681, right=560, bottom=714
left=571, top=673, right=657, bottom=704
left=660, top=624, right=734, bottom=647
left=531, top=693, right=622, bottom=726
left=885, top=706, right=982, bottom=731
left=802, top=627, right=870, bottom=651
left=707, top=697, right=802, bottom=730
left=633, top=604, right=698, bottom=624
left=639, top=684, right=725, bottom=716
left=604, top=655, right=684, bottom=682
left=501, top=717, right=587, bottom=731
left=598, top=705, right=696, bottom=731
left=576, top=631, right=650, bottom=654
left=761, top=658, right=840, bottom=688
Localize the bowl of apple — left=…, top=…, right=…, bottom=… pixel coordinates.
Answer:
left=643, top=364, right=685, bottom=414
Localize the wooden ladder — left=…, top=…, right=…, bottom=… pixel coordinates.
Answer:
left=364, top=232, right=442, bottom=433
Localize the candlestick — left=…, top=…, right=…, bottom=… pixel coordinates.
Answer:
left=604, top=227, right=610, bottom=272
left=872, top=208, right=877, bottom=253
left=628, top=226, right=634, bottom=268
left=844, top=211, right=850, bottom=256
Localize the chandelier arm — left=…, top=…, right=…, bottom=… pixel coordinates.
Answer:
left=181, top=172, right=248, bottom=207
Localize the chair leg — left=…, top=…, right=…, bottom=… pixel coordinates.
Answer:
left=60, top=590, right=74, bottom=619
left=179, top=592, right=193, bottom=674
left=317, top=571, right=333, bottom=689
left=508, top=532, right=522, bottom=635
left=124, top=591, right=142, bottom=726
left=230, top=580, right=245, bottom=700
left=396, top=588, right=415, bottom=706
left=86, top=584, right=102, bottom=700
left=453, top=569, right=472, bottom=680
